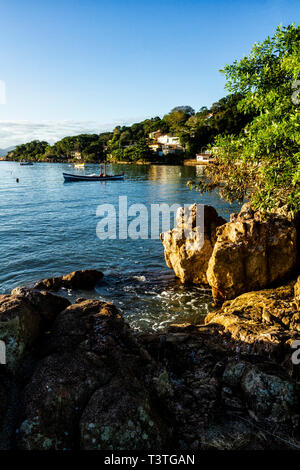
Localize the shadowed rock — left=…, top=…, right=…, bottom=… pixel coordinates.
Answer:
left=0, top=289, right=70, bottom=373
left=11, top=287, right=70, bottom=323
left=80, top=376, right=170, bottom=450
left=34, top=269, right=104, bottom=291
left=1, top=277, right=300, bottom=450
left=16, top=299, right=170, bottom=450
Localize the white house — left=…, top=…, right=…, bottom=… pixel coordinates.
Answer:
left=156, top=135, right=181, bottom=147
left=148, top=132, right=183, bottom=155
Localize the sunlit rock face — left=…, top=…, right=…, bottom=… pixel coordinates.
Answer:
left=207, top=202, right=298, bottom=303
left=205, top=281, right=300, bottom=359
left=160, top=204, right=226, bottom=285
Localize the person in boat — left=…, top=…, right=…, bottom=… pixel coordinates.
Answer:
left=99, top=163, right=105, bottom=177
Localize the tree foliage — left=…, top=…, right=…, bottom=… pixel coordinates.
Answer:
left=192, top=24, right=300, bottom=215
left=9, top=140, right=48, bottom=161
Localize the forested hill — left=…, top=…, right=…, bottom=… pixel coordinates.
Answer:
left=5, top=93, right=254, bottom=163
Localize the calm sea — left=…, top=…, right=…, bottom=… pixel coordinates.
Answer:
left=0, top=162, right=241, bottom=331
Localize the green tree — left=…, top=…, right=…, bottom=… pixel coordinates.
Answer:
left=194, top=24, right=300, bottom=215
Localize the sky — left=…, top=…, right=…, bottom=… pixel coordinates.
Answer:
left=0, top=0, right=299, bottom=147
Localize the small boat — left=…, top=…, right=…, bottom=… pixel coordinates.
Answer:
left=20, top=161, right=34, bottom=166
left=63, top=172, right=124, bottom=182
left=74, top=163, right=85, bottom=168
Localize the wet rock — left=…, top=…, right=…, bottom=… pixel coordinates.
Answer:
left=161, top=204, right=225, bottom=284
left=207, top=202, right=298, bottom=302
left=34, top=269, right=103, bottom=291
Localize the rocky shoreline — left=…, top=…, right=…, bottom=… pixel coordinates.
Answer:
left=0, top=264, right=299, bottom=450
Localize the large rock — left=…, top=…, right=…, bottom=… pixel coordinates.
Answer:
left=223, top=360, right=297, bottom=423
left=0, top=289, right=70, bottom=373
left=161, top=204, right=225, bottom=284
left=207, top=203, right=298, bottom=303
left=16, top=299, right=170, bottom=450
left=2, top=275, right=300, bottom=450
left=11, top=287, right=70, bottom=323
left=34, top=269, right=103, bottom=291
left=80, top=377, right=170, bottom=450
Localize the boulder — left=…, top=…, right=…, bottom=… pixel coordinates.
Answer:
left=11, top=287, right=70, bottom=323
left=141, top=321, right=300, bottom=448
left=34, top=269, right=103, bottom=291
left=16, top=351, right=112, bottom=450
left=16, top=299, right=168, bottom=450
left=80, top=376, right=170, bottom=450
left=2, top=274, right=300, bottom=450
left=207, top=203, right=298, bottom=303
left=160, top=204, right=225, bottom=284
left=0, top=295, right=40, bottom=372
left=0, top=289, right=70, bottom=373
left=205, top=282, right=300, bottom=359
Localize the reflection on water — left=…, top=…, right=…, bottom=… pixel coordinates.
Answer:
left=0, top=162, right=241, bottom=331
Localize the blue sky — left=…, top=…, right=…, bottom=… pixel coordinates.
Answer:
left=0, top=0, right=299, bottom=146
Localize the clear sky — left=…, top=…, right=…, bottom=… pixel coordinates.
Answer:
left=0, top=0, right=299, bottom=147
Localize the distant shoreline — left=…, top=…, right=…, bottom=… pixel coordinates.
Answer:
left=1, top=159, right=208, bottom=166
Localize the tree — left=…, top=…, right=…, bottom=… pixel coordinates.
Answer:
left=10, top=140, right=49, bottom=161
left=193, top=24, right=300, bottom=215
left=170, top=106, right=195, bottom=116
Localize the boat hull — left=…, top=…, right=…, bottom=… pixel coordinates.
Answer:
left=63, top=172, right=124, bottom=182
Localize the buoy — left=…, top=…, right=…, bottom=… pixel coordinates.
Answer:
left=16, top=178, right=19, bottom=183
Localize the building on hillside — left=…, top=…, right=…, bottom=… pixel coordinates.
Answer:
left=148, top=132, right=183, bottom=156
left=156, top=135, right=181, bottom=147
left=70, top=150, right=82, bottom=160
left=196, top=149, right=215, bottom=163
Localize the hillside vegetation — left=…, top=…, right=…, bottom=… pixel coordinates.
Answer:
left=6, top=95, right=253, bottom=164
